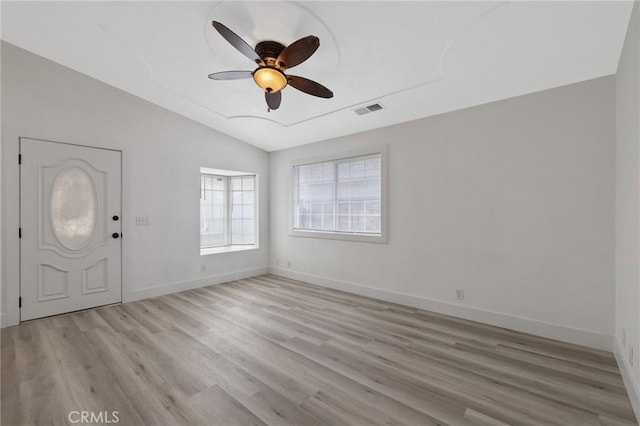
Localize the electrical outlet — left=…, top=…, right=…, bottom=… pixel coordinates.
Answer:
left=200, top=265, right=206, bottom=273
left=630, top=346, right=634, bottom=367
left=456, top=289, right=464, bottom=300
left=623, top=328, right=627, bottom=347
left=287, top=260, right=292, bottom=268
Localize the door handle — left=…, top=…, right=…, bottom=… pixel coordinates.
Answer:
left=112, top=233, right=120, bottom=239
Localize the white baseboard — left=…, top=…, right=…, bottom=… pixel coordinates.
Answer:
left=614, top=337, right=640, bottom=423
left=125, top=266, right=269, bottom=302
left=269, top=267, right=613, bottom=351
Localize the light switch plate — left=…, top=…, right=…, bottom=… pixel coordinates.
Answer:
left=135, top=216, right=150, bottom=226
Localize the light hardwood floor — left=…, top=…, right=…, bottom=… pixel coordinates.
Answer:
left=2, top=274, right=637, bottom=425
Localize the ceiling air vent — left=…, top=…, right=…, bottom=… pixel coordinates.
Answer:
left=354, top=103, right=384, bottom=115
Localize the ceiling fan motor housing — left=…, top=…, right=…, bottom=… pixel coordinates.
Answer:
left=255, top=40, right=287, bottom=68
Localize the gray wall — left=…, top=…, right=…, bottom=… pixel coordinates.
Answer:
left=615, top=0, right=640, bottom=416
left=271, top=76, right=616, bottom=349
left=1, top=42, right=270, bottom=326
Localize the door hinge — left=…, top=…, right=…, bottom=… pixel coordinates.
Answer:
left=19, top=297, right=21, bottom=308
left=18, top=228, right=22, bottom=239
left=18, top=154, right=22, bottom=165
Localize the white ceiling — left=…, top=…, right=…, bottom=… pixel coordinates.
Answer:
left=0, top=1, right=633, bottom=152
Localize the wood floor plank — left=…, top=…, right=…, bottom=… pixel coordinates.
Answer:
left=118, top=302, right=166, bottom=334
left=82, top=326, right=200, bottom=425
left=409, top=339, right=635, bottom=420
left=2, top=274, right=637, bottom=425
left=464, top=408, right=512, bottom=426
left=189, top=384, right=267, bottom=426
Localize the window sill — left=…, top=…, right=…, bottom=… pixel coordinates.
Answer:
left=200, top=245, right=258, bottom=256
left=290, top=229, right=387, bottom=244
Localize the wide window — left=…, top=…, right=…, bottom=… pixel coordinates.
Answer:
left=200, top=168, right=257, bottom=254
left=292, top=149, right=386, bottom=243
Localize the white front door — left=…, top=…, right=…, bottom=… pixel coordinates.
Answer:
left=20, top=138, right=122, bottom=321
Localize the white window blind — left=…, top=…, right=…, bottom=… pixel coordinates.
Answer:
left=200, top=174, right=256, bottom=249
left=293, top=153, right=381, bottom=235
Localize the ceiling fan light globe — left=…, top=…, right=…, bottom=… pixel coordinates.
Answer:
left=253, top=67, right=287, bottom=93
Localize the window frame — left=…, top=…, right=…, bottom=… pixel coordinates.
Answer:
left=290, top=145, right=388, bottom=244
left=200, top=168, right=259, bottom=255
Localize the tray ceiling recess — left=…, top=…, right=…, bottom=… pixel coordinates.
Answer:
left=0, top=1, right=634, bottom=151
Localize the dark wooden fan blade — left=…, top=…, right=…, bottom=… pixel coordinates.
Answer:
left=212, top=21, right=261, bottom=63
left=276, top=36, right=319, bottom=69
left=208, top=71, right=253, bottom=80
left=287, top=75, right=333, bottom=98
left=265, top=91, right=282, bottom=110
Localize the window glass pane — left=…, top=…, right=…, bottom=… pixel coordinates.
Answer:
left=212, top=191, right=224, bottom=203
left=311, top=214, right=323, bottom=229
left=243, top=191, right=255, bottom=205
left=243, top=176, right=254, bottom=190
left=365, top=200, right=380, bottom=215
left=200, top=174, right=227, bottom=248
left=322, top=215, right=334, bottom=231
left=366, top=178, right=380, bottom=198
left=337, top=215, right=349, bottom=231
left=365, top=157, right=381, bottom=178
left=350, top=160, right=365, bottom=179
left=337, top=181, right=349, bottom=199
left=242, top=219, right=253, bottom=232
left=203, top=175, right=212, bottom=191
left=232, top=191, right=242, bottom=205
left=231, top=218, right=242, bottom=240
left=351, top=215, right=365, bottom=232
left=351, top=181, right=366, bottom=199
left=231, top=178, right=242, bottom=191
left=213, top=178, right=225, bottom=191
left=337, top=162, right=349, bottom=180
left=366, top=216, right=380, bottom=233
left=243, top=234, right=253, bottom=245
left=299, top=167, right=311, bottom=184
left=351, top=201, right=364, bottom=215
left=51, top=166, right=99, bottom=252
left=293, top=153, right=381, bottom=235
left=242, top=204, right=254, bottom=219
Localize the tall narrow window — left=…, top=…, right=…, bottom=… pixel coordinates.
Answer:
left=231, top=176, right=255, bottom=245
left=200, top=175, right=227, bottom=248
left=200, top=168, right=258, bottom=253
left=292, top=150, right=385, bottom=243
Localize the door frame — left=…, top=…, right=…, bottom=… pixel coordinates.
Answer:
left=11, top=136, right=123, bottom=325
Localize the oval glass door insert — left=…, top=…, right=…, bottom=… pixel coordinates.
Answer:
left=51, top=167, right=97, bottom=250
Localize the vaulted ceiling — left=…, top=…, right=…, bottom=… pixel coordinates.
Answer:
left=1, top=1, right=633, bottom=151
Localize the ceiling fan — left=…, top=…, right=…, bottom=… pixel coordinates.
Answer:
left=208, top=21, right=333, bottom=111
